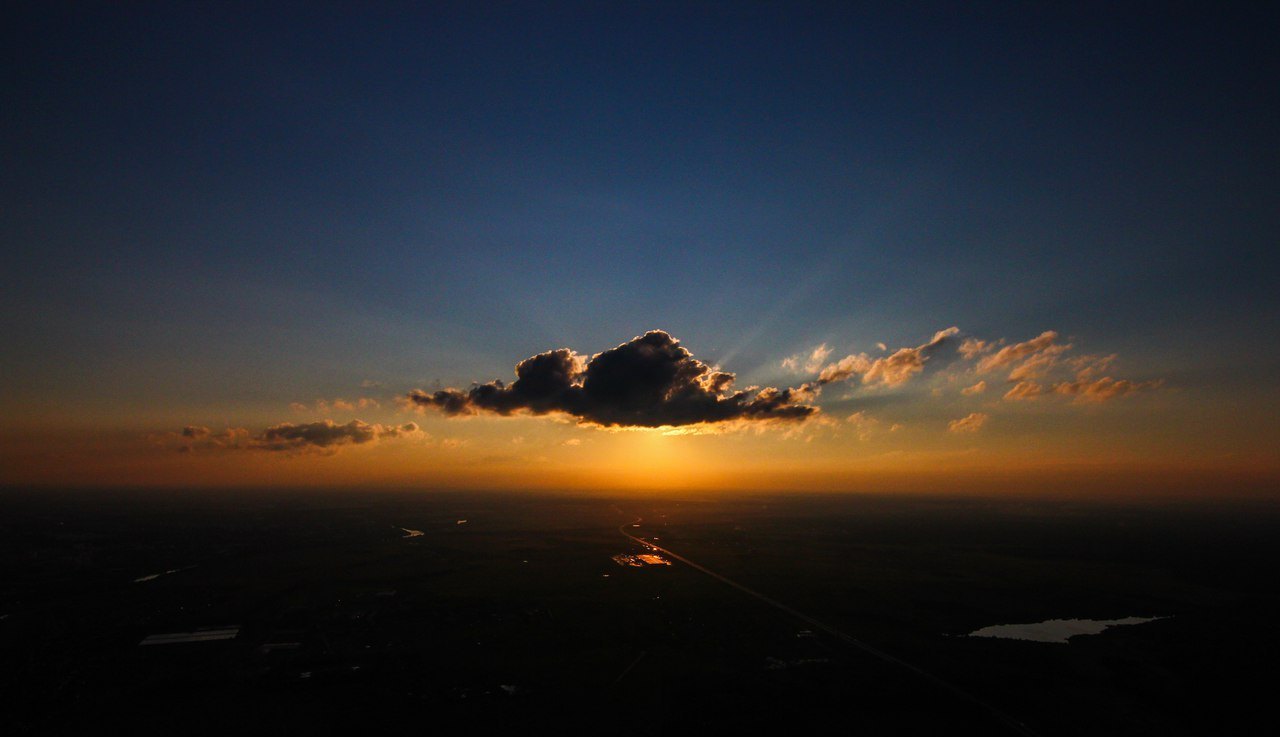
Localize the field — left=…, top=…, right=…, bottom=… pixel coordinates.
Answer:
left=2, top=489, right=1276, bottom=735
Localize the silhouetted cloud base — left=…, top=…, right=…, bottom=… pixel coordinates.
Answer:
left=408, top=330, right=818, bottom=428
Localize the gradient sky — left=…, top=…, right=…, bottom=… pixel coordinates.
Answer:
left=3, top=2, right=1277, bottom=493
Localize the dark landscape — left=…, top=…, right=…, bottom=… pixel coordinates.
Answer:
left=3, top=488, right=1276, bottom=735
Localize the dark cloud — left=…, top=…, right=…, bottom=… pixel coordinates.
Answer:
left=254, top=420, right=419, bottom=452
left=407, top=331, right=817, bottom=428
left=155, top=426, right=250, bottom=452
left=382, top=421, right=420, bottom=437
left=166, top=421, right=422, bottom=454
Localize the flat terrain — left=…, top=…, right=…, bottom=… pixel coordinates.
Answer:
left=1, top=488, right=1276, bottom=735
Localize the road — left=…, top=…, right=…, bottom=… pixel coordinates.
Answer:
left=618, top=516, right=1041, bottom=737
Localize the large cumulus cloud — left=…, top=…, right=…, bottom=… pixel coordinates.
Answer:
left=407, top=331, right=818, bottom=428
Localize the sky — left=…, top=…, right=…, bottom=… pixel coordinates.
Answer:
left=3, top=2, right=1277, bottom=495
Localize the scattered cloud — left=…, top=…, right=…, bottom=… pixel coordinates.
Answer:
left=958, top=338, right=995, bottom=359
left=292, top=397, right=380, bottom=413
left=845, top=411, right=882, bottom=441
left=781, top=343, right=833, bottom=374
left=1007, top=344, right=1071, bottom=381
left=167, top=420, right=422, bottom=454
left=960, top=330, right=1160, bottom=405
left=156, top=426, right=251, bottom=452
left=1053, top=377, right=1161, bottom=403
left=254, top=420, right=420, bottom=452
left=975, top=331, right=1064, bottom=373
left=816, top=327, right=959, bottom=387
left=1069, top=354, right=1118, bottom=380
left=406, top=331, right=818, bottom=428
left=948, top=412, right=989, bottom=433
left=815, top=354, right=871, bottom=384
left=1003, top=381, right=1044, bottom=401
left=773, top=342, right=834, bottom=373
left=211, top=327, right=1162, bottom=457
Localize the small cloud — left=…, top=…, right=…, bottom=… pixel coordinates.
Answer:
left=875, top=342, right=887, bottom=352
left=816, top=353, right=872, bottom=384
left=381, top=421, right=421, bottom=438
left=817, top=327, right=959, bottom=387
left=781, top=343, right=833, bottom=374
left=173, top=420, right=423, bottom=455
left=157, top=426, right=250, bottom=452
left=957, top=331, right=1159, bottom=407
left=948, top=412, right=989, bottom=433
left=662, top=426, right=713, bottom=436
left=961, top=381, right=987, bottom=396
left=297, top=397, right=380, bottom=413
left=976, top=331, right=1065, bottom=374
left=1003, top=381, right=1044, bottom=401
left=332, top=398, right=380, bottom=412
left=1052, top=377, right=1161, bottom=403
left=958, top=338, right=996, bottom=359
left=845, top=411, right=881, bottom=441
left=360, top=379, right=383, bottom=388
left=254, top=419, right=411, bottom=453
left=1007, top=344, right=1071, bottom=381
left=1068, top=354, right=1118, bottom=380
left=562, top=438, right=582, bottom=446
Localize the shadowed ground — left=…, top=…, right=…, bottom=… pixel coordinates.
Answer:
left=1, top=488, right=1275, bottom=735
